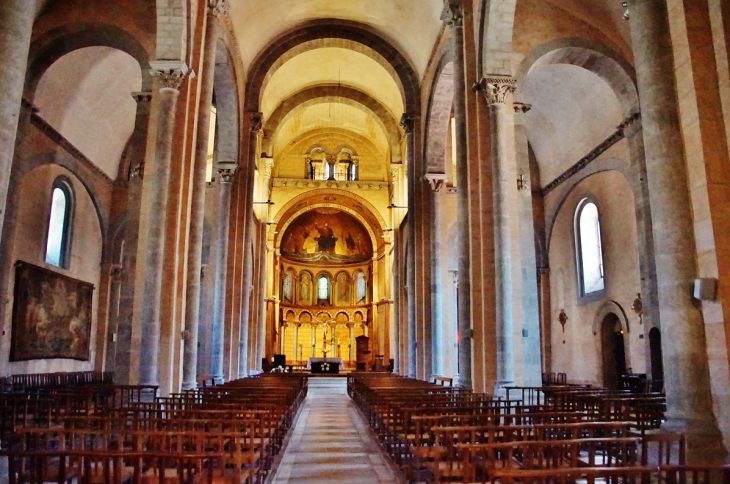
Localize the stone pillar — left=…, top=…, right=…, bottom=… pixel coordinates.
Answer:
left=443, top=0, right=472, bottom=390
left=425, top=173, right=448, bottom=378
left=402, top=114, right=417, bottom=379
left=103, top=266, right=123, bottom=371
left=292, top=323, right=299, bottom=361
left=114, top=92, right=152, bottom=383
left=211, top=165, right=234, bottom=384
left=348, top=323, right=355, bottom=362
left=280, top=323, right=287, bottom=355
left=628, top=0, right=725, bottom=460
left=137, top=61, right=188, bottom=387
left=478, top=76, right=517, bottom=392
left=238, top=112, right=262, bottom=377
left=0, top=0, right=36, bottom=250
left=182, top=0, right=226, bottom=390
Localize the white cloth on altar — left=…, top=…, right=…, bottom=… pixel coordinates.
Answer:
left=306, top=357, right=345, bottom=370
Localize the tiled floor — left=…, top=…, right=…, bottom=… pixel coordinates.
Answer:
left=269, top=377, right=403, bottom=484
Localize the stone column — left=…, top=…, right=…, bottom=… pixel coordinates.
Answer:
left=443, top=0, right=472, bottom=390
left=628, top=0, right=725, bottom=460
left=348, top=323, right=355, bottom=362
left=425, top=174, right=448, bottom=378
left=238, top=112, right=262, bottom=377
left=0, top=0, right=36, bottom=250
left=292, top=323, right=299, bottom=361
left=402, top=114, right=417, bottom=379
left=137, top=61, right=188, bottom=387
left=211, top=165, right=235, bottom=384
left=280, top=323, right=287, bottom=355
left=182, top=0, right=226, bottom=390
left=478, top=76, right=517, bottom=392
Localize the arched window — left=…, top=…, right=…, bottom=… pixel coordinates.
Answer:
left=45, top=177, right=74, bottom=268
left=318, top=275, right=330, bottom=300
left=575, top=198, right=604, bottom=295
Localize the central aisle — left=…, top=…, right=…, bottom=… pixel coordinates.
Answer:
left=269, top=377, right=402, bottom=484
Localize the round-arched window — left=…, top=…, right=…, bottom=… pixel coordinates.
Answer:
left=575, top=198, right=604, bottom=295
left=45, top=178, right=74, bottom=268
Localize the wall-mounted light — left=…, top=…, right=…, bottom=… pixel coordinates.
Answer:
left=558, top=309, right=568, bottom=333
left=631, top=293, right=643, bottom=324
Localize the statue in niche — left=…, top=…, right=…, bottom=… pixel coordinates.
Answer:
left=356, top=272, right=367, bottom=305
left=282, top=270, right=293, bottom=303
left=336, top=272, right=350, bottom=304
left=299, top=272, right=312, bottom=305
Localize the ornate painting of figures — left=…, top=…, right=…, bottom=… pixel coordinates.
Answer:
left=280, top=208, right=373, bottom=263
left=299, top=272, right=313, bottom=305
left=10, top=261, right=93, bottom=361
left=336, top=272, right=351, bottom=304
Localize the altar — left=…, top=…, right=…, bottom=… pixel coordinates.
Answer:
left=307, top=357, right=344, bottom=373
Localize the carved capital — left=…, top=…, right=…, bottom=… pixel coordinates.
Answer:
left=425, top=173, right=448, bottom=192
left=131, top=92, right=152, bottom=103
left=441, top=0, right=464, bottom=26
left=513, top=102, right=532, bottom=114
left=400, top=113, right=416, bottom=134
left=150, top=60, right=189, bottom=90
left=207, top=0, right=228, bottom=18
left=250, top=112, right=263, bottom=133
left=476, top=76, right=517, bottom=105
left=390, top=164, right=400, bottom=182
left=263, top=158, right=275, bottom=178
left=218, top=168, right=235, bottom=183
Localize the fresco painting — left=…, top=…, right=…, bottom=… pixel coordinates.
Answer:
left=281, top=209, right=373, bottom=263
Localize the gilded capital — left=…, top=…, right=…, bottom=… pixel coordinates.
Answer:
left=441, top=0, right=464, bottom=27
left=476, top=76, right=517, bottom=105
left=390, top=164, right=400, bottom=182
left=263, top=158, right=275, bottom=178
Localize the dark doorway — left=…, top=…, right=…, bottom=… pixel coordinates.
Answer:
left=601, top=313, right=627, bottom=390
left=649, top=328, right=664, bottom=393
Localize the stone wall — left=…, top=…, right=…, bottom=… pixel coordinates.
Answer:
left=0, top=164, right=102, bottom=376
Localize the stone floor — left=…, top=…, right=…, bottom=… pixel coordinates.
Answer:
left=268, top=377, right=403, bottom=484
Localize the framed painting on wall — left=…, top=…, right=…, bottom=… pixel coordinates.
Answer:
left=10, top=261, right=94, bottom=361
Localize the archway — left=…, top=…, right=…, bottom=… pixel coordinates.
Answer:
left=600, top=313, right=627, bottom=390
left=649, top=327, right=664, bottom=393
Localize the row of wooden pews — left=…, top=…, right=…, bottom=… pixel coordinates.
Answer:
left=0, top=371, right=307, bottom=483
left=348, top=373, right=730, bottom=483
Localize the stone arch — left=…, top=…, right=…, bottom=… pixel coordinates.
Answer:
left=276, top=128, right=387, bottom=170
left=592, top=301, right=632, bottom=380
left=545, top=161, right=638, bottom=256
left=245, top=20, right=420, bottom=114
left=263, top=85, right=401, bottom=161
left=273, top=188, right=388, bottom=231
left=299, top=312, right=313, bottom=324
left=15, top=151, right=110, bottom=257
left=515, top=39, right=638, bottom=117
left=214, top=39, right=240, bottom=166
left=335, top=312, right=349, bottom=322
left=592, top=300, right=631, bottom=336
left=25, top=23, right=153, bottom=100
left=424, top=54, right=454, bottom=174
